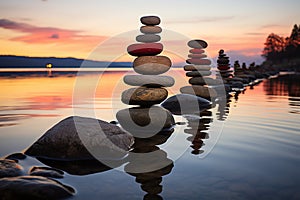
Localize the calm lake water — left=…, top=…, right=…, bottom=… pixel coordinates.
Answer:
left=0, top=69, right=300, bottom=200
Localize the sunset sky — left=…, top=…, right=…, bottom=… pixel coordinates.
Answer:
left=0, top=0, right=299, bottom=64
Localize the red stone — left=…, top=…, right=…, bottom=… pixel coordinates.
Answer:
left=127, top=43, right=163, bottom=56
left=189, top=49, right=205, bottom=54
left=186, top=59, right=211, bottom=65
left=217, top=65, right=230, bottom=70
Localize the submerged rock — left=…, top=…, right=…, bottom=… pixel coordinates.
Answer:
left=161, top=94, right=212, bottom=115
left=25, top=116, right=134, bottom=161
left=0, top=176, right=75, bottom=200
left=0, top=159, right=23, bottom=178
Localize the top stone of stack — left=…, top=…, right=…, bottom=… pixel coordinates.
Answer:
left=140, top=16, right=161, bottom=26
left=188, top=40, right=208, bottom=49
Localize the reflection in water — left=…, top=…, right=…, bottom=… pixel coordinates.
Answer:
left=184, top=111, right=212, bottom=155
left=264, top=74, right=300, bottom=114
left=125, top=130, right=174, bottom=200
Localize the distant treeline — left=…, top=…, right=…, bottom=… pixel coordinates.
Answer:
left=262, top=24, right=300, bottom=66
left=0, top=55, right=131, bottom=68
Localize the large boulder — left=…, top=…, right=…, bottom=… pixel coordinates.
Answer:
left=25, top=116, right=134, bottom=161
left=0, top=176, right=74, bottom=199
left=161, top=94, right=212, bottom=115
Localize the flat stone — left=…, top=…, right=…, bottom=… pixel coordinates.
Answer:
left=141, top=16, right=161, bottom=25
left=25, top=116, right=134, bottom=160
left=161, top=94, right=212, bottom=115
left=217, top=65, right=230, bottom=70
left=188, top=54, right=207, bottom=58
left=124, top=75, right=175, bottom=87
left=189, top=49, right=205, bottom=54
left=133, top=56, right=171, bottom=75
left=180, top=86, right=217, bottom=99
left=189, top=77, right=223, bottom=85
left=0, top=159, right=23, bottom=178
left=0, top=176, right=75, bottom=199
left=116, top=106, right=175, bottom=137
left=121, top=87, right=168, bottom=107
left=230, top=81, right=244, bottom=89
left=127, top=43, right=163, bottom=57
left=184, top=65, right=211, bottom=71
left=136, top=34, right=161, bottom=43
left=29, top=166, right=64, bottom=178
left=187, top=40, right=208, bottom=49
left=217, top=58, right=230, bottom=64
left=186, top=71, right=212, bottom=77
left=186, top=59, right=211, bottom=65
left=140, top=25, right=162, bottom=34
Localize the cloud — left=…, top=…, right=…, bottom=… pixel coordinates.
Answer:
left=0, top=18, right=106, bottom=44
left=261, top=24, right=283, bottom=29
left=167, top=16, right=235, bottom=24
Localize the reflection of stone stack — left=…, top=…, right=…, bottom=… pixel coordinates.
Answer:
left=217, top=49, right=232, bottom=83
left=184, top=111, right=212, bottom=155
left=125, top=131, right=174, bottom=200
left=117, top=16, right=174, bottom=136
left=216, top=98, right=231, bottom=121
left=180, top=40, right=217, bottom=100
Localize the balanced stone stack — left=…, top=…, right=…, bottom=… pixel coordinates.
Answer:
left=180, top=40, right=217, bottom=100
left=217, top=49, right=232, bottom=83
left=117, top=16, right=174, bottom=137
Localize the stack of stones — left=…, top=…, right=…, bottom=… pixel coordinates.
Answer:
left=117, top=16, right=175, bottom=137
left=180, top=40, right=218, bottom=100
left=217, top=49, right=232, bottom=83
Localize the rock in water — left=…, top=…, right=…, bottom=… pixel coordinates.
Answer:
left=161, top=94, right=212, bottom=115
left=116, top=106, right=174, bottom=137
left=0, top=176, right=75, bottom=199
left=133, top=56, right=171, bottom=75
left=29, top=166, right=64, bottom=179
left=140, top=16, right=161, bottom=25
left=121, top=87, right=168, bottom=106
left=140, top=26, right=162, bottom=34
left=127, top=43, right=163, bottom=56
left=187, top=40, right=208, bottom=49
left=0, top=159, right=23, bottom=178
left=123, top=75, right=175, bottom=87
left=25, top=116, right=134, bottom=160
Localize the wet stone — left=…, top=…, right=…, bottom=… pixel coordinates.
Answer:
left=29, top=166, right=64, bottom=178
left=0, top=159, right=23, bottom=178
left=124, top=75, right=175, bottom=87
left=5, top=153, right=26, bottom=161
left=0, top=176, right=75, bottom=199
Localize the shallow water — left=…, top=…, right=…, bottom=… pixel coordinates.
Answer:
left=0, top=70, right=299, bottom=200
